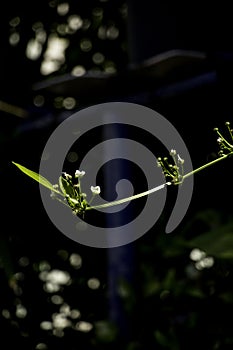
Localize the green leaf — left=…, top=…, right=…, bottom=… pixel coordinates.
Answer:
left=59, top=176, right=77, bottom=199
left=12, top=161, right=61, bottom=194
left=154, top=330, right=170, bottom=347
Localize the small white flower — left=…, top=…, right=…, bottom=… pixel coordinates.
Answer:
left=53, top=184, right=59, bottom=189
left=62, top=172, right=72, bottom=179
left=177, top=154, right=184, bottom=164
left=90, top=186, right=101, bottom=195
left=75, top=170, right=85, bottom=178
left=170, top=149, right=177, bottom=156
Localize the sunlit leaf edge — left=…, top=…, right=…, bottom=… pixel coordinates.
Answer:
left=12, top=161, right=61, bottom=194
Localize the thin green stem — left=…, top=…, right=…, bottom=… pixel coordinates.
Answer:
left=53, top=195, right=70, bottom=208
left=87, top=183, right=167, bottom=210
left=182, top=153, right=229, bottom=180
left=226, top=123, right=233, bottom=143
left=88, top=194, right=96, bottom=205
left=86, top=153, right=232, bottom=211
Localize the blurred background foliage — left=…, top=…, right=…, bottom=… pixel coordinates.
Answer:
left=1, top=0, right=233, bottom=349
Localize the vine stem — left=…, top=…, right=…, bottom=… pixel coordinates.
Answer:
left=87, top=153, right=231, bottom=211
left=86, top=183, right=168, bottom=210
left=182, top=154, right=229, bottom=179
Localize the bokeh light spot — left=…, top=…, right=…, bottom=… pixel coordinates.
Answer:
left=35, top=343, right=48, bottom=350
left=57, top=3, right=69, bottom=16
left=92, top=52, right=105, bottom=65
left=2, top=309, right=11, bottom=319
left=87, top=278, right=101, bottom=290
left=33, top=95, right=45, bottom=107
left=9, top=32, right=20, bottom=46
left=190, top=248, right=206, bottom=261
left=71, top=65, right=86, bottom=77
left=69, top=253, right=82, bottom=269
left=26, top=39, right=42, bottom=60
left=16, top=304, right=27, bottom=318
left=80, top=38, right=92, bottom=52
left=51, top=295, right=64, bottom=305
left=106, top=26, right=119, bottom=40
left=70, top=309, right=81, bottom=319
left=18, top=256, right=30, bottom=267
left=68, top=15, right=83, bottom=31
left=63, top=97, right=76, bottom=110
left=75, top=321, right=93, bottom=332
left=67, top=151, right=78, bottom=162
left=9, top=17, right=20, bottom=27
left=40, top=321, right=53, bottom=330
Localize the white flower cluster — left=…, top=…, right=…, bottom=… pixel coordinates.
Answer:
left=50, top=169, right=101, bottom=217
left=157, top=149, right=185, bottom=184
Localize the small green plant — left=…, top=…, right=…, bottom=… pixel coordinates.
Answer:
left=12, top=122, right=233, bottom=218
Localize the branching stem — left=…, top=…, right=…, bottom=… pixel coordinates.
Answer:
left=87, top=153, right=232, bottom=211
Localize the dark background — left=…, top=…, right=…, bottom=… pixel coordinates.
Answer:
left=1, top=1, right=233, bottom=349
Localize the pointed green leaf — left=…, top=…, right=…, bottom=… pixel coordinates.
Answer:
left=12, top=161, right=61, bottom=194
left=59, top=176, right=77, bottom=198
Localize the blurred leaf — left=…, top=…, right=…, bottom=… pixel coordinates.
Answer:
left=143, top=280, right=160, bottom=297
left=163, top=268, right=176, bottom=289
left=219, top=292, right=233, bottom=304
left=162, top=237, right=187, bottom=258
left=154, top=330, right=169, bottom=347
left=95, top=320, right=118, bottom=343
left=185, top=286, right=205, bottom=299
left=12, top=161, right=61, bottom=194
